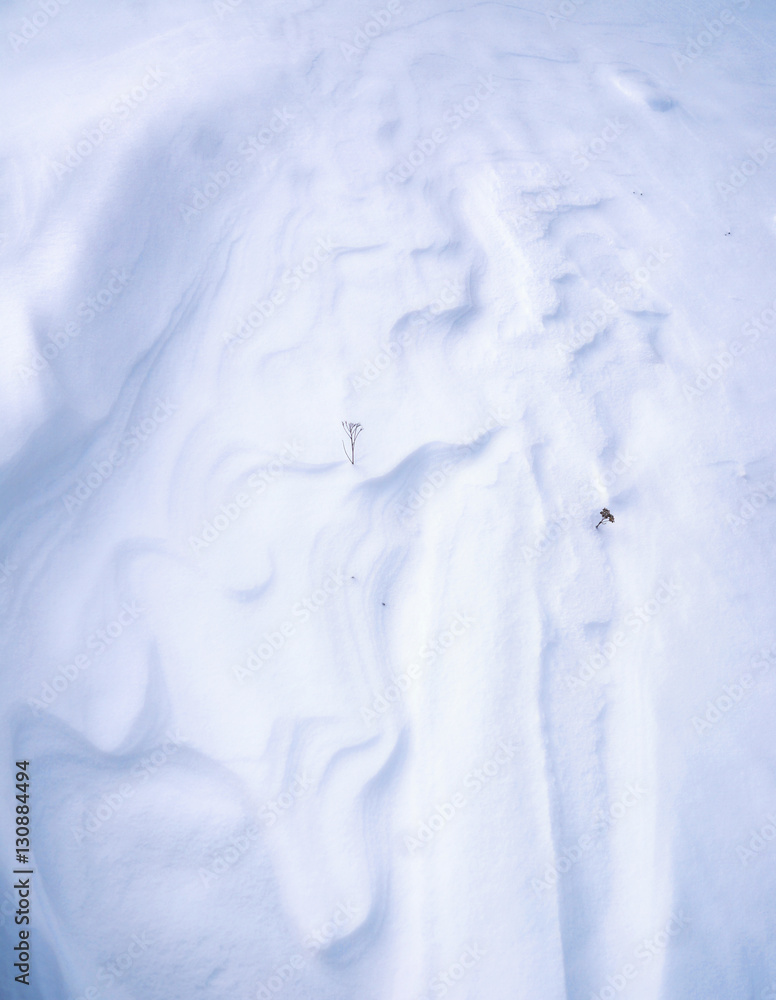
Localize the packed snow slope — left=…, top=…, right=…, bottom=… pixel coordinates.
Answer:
left=2, top=0, right=776, bottom=997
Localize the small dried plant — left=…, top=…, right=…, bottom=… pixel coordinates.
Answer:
left=595, top=507, right=615, bottom=529
left=342, top=421, right=363, bottom=465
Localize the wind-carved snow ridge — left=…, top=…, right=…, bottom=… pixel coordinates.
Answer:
left=2, top=0, right=776, bottom=997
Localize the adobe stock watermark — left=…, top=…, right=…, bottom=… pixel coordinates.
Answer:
left=570, top=117, right=629, bottom=172
left=50, top=69, right=166, bottom=179
left=517, top=118, right=631, bottom=232
left=199, top=824, right=263, bottom=887
left=515, top=174, right=566, bottom=230
left=190, top=440, right=303, bottom=553
left=531, top=782, right=647, bottom=896
left=557, top=248, right=671, bottom=353
left=224, top=238, right=335, bottom=346
left=671, top=0, right=750, bottom=72
left=395, top=408, right=510, bottom=523
left=522, top=451, right=636, bottom=563
left=260, top=773, right=315, bottom=828
left=690, top=643, right=776, bottom=735
left=27, top=601, right=145, bottom=715
left=71, top=730, right=187, bottom=844
left=350, top=278, right=465, bottom=391
left=556, top=294, right=620, bottom=354
left=339, top=1, right=402, bottom=61
left=73, top=931, right=154, bottom=1000
left=590, top=911, right=690, bottom=1000
left=180, top=107, right=299, bottom=223
left=683, top=295, right=776, bottom=400
left=556, top=252, right=670, bottom=348
left=736, top=810, right=776, bottom=867
left=602, top=246, right=672, bottom=304
left=404, top=739, right=518, bottom=853
left=565, top=578, right=681, bottom=690
left=726, top=478, right=776, bottom=530
left=350, top=328, right=409, bottom=392
left=16, top=269, right=132, bottom=382
left=8, top=0, right=72, bottom=53
left=255, top=900, right=361, bottom=998
left=411, top=944, right=486, bottom=1000
left=232, top=571, right=345, bottom=681
left=717, top=137, right=776, bottom=200
left=62, top=399, right=177, bottom=513
left=361, top=613, right=475, bottom=724
left=684, top=342, right=751, bottom=400
left=386, top=75, right=500, bottom=184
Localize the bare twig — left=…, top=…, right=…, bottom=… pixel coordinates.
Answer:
left=342, top=421, right=363, bottom=465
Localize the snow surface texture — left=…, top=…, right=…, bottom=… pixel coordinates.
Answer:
left=2, top=0, right=776, bottom=997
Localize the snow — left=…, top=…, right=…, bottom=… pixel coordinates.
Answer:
left=2, top=0, right=776, bottom=997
